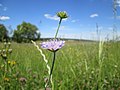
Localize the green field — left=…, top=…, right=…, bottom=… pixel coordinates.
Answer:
left=0, top=41, right=120, bottom=90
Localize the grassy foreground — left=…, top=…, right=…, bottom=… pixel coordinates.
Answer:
left=0, top=41, right=120, bottom=90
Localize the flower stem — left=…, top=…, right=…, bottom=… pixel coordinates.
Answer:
left=54, top=18, right=62, bottom=39
left=45, top=52, right=56, bottom=89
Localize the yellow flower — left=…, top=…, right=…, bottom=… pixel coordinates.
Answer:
left=4, top=77, right=10, bottom=82
left=11, top=61, right=16, bottom=66
left=8, top=60, right=11, bottom=64
left=8, top=60, right=16, bottom=66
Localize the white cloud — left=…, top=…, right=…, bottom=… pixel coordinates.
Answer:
left=0, top=16, right=10, bottom=21
left=44, top=14, right=67, bottom=21
left=71, top=19, right=79, bottom=23
left=44, top=14, right=59, bottom=20
left=90, top=13, right=99, bottom=18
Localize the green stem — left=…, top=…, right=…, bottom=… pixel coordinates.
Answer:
left=45, top=52, right=56, bottom=89
left=54, top=18, right=62, bottom=39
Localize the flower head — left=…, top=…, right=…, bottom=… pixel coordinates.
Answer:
left=8, top=60, right=16, bottom=66
left=11, top=61, right=16, bottom=66
left=4, top=77, right=10, bottom=82
left=40, top=39, right=65, bottom=52
left=57, top=11, right=68, bottom=19
left=19, top=77, right=27, bottom=85
left=8, top=60, right=11, bottom=64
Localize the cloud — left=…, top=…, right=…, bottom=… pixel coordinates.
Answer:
left=90, top=13, right=98, bottom=18
left=44, top=14, right=67, bottom=21
left=44, top=14, right=59, bottom=20
left=0, top=16, right=10, bottom=21
left=71, top=19, right=79, bottom=23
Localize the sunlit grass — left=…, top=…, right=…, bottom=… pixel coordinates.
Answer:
left=0, top=41, right=120, bottom=90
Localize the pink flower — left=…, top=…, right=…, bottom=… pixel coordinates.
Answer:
left=40, top=39, right=65, bottom=52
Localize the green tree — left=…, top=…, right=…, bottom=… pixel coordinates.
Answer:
left=0, top=24, right=8, bottom=41
left=13, top=22, right=40, bottom=43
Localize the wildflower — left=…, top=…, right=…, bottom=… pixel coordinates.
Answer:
left=114, top=65, right=118, bottom=68
left=4, top=42, right=7, bottom=47
left=11, top=61, right=16, bottom=66
left=40, top=39, right=65, bottom=52
left=8, top=60, right=11, bottom=64
left=19, top=77, right=27, bottom=85
left=1, top=54, right=7, bottom=60
left=4, top=77, right=10, bottom=82
left=2, top=49, right=6, bottom=53
left=54, top=11, right=68, bottom=38
left=7, top=60, right=16, bottom=66
left=57, top=11, right=68, bottom=19
left=8, top=42, right=11, bottom=47
left=8, top=49, right=12, bottom=53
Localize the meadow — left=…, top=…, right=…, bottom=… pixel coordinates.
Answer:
left=0, top=40, right=120, bottom=90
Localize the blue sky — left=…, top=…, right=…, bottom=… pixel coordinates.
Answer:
left=0, top=0, right=120, bottom=39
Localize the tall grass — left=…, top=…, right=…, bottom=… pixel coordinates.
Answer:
left=0, top=40, right=120, bottom=90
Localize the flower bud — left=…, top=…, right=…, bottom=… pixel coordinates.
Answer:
left=8, top=49, right=12, bottom=53
left=4, top=42, right=7, bottom=47
left=57, top=11, right=68, bottom=19
left=2, top=49, right=6, bottom=53
left=8, top=42, right=11, bottom=47
left=2, top=54, right=7, bottom=60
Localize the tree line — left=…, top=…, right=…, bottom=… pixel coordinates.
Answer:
left=0, top=21, right=41, bottom=43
